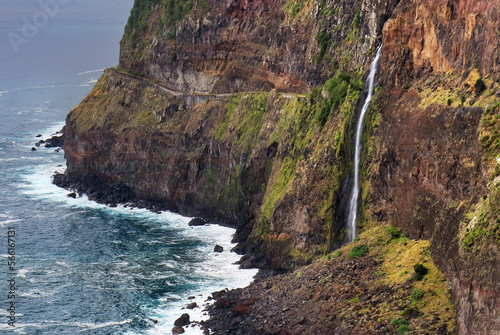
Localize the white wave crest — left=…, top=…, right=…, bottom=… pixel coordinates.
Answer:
left=78, top=69, right=105, bottom=75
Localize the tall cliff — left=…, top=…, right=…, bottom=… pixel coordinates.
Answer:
left=61, top=0, right=500, bottom=333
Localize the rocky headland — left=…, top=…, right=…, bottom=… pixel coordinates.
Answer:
left=57, top=0, right=500, bottom=333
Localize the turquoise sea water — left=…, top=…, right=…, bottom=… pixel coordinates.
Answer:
left=0, top=2, right=256, bottom=334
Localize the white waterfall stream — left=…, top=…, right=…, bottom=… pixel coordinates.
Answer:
left=346, top=45, right=382, bottom=242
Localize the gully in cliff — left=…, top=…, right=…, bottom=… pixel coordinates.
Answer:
left=346, top=45, right=382, bottom=242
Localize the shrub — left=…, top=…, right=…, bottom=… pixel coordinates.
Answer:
left=316, top=31, right=331, bottom=62
left=348, top=244, right=368, bottom=258
left=387, top=226, right=402, bottom=239
left=459, top=92, right=466, bottom=105
left=390, top=317, right=409, bottom=326
left=353, top=10, right=361, bottom=29
left=200, top=0, right=211, bottom=13
left=414, top=263, right=429, bottom=280
left=410, top=288, right=424, bottom=303
left=402, top=307, right=419, bottom=318
left=397, top=325, right=411, bottom=334
left=447, top=98, right=452, bottom=106
left=474, top=78, right=486, bottom=97
left=290, top=2, right=304, bottom=18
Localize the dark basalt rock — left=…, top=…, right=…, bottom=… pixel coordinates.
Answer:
left=186, top=302, right=197, bottom=309
left=174, top=313, right=190, bottom=327
left=188, top=217, right=207, bottom=226
left=44, top=134, right=64, bottom=148
left=214, top=245, right=223, bottom=253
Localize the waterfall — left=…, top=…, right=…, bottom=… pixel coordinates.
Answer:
left=346, top=45, right=382, bottom=242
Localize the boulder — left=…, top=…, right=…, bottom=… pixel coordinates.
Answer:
left=212, top=289, right=225, bottom=299
left=214, top=245, right=223, bottom=253
left=44, top=134, right=64, bottom=147
left=174, top=313, right=190, bottom=327
left=231, top=304, right=251, bottom=317
left=186, top=302, right=198, bottom=309
left=188, top=217, right=206, bottom=226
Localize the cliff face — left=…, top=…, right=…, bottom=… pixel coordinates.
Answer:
left=370, top=1, right=500, bottom=333
left=381, top=0, right=500, bottom=86
left=62, top=0, right=500, bottom=333
left=365, top=86, right=500, bottom=335
left=64, top=67, right=361, bottom=269
left=119, top=0, right=399, bottom=93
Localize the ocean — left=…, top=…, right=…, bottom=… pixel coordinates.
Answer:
left=0, top=1, right=257, bottom=334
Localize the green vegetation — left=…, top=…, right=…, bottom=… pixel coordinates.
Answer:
left=353, top=10, right=361, bottom=30
left=480, top=103, right=500, bottom=154
left=387, top=226, right=402, bottom=239
left=256, top=70, right=364, bottom=249
left=316, top=31, right=331, bottom=62
left=462, top=100, right=500, bottom=249
left=285, top=0, right=305, bottom=19
left=459, top=92, right=466, bottom=105
left=474, top=77, right=486, bottom=97
left=164, top=0, right=193, bottom=25
left=410, top=288, right=425, bottom=303
left=312, top=72, right=363, bottom=126
left=123, top=0, right=162, bottom=47
left=397, top=325, right=411, bottom=334
left=259, top=157, right=298, bottom=222
left=391, top=317, right=409, bottom=327
left=214, top=93, right=267, bottom=153
left=462, top=195, right=500, bottom=249
left=200, top=0, right=211, bottom=13
left=214, top=95, right=242, bottom=140
left=348, top=244, right=368, bottom=258
left=414, top=263, right=429, bottom=280
left=123, top=0, right=196, bottom=47
left=123, top=0, right=194, bottom=47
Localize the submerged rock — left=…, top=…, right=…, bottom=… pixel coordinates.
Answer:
left=171, top=326, right=185, bottom=334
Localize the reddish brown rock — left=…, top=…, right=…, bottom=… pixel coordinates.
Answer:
left=382, top=0, right=500, bottom=87
left=231, top=304, right=251, bottom=317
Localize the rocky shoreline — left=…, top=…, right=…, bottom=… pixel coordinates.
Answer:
left=191, top=226, right=455, bottom=335
left=51, top=167, right=270, bottom=266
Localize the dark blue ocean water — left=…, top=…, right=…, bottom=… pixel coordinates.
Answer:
left=0, top=2, right=256, bottom=334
